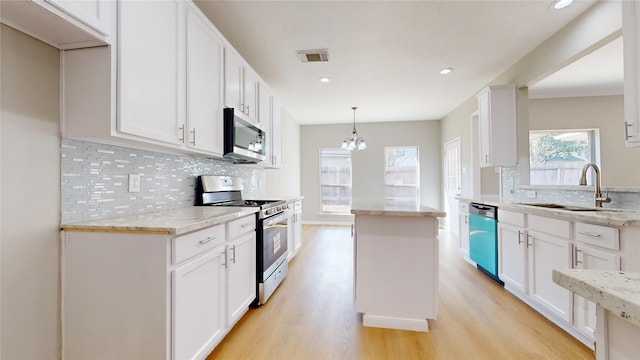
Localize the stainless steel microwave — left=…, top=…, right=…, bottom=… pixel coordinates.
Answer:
left=223, top=108, right=266, bottom=163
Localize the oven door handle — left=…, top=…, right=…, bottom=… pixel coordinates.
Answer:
left=263, top=211, right=290, bottom=227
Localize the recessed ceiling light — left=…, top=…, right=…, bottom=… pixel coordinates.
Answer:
left=440, top=68, right=453, bottom=75
left=320, top=77, right=331, bottom=83
left=552, top=0, right=573, bottom=10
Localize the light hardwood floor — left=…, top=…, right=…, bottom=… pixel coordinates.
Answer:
left=207, top=225, right=593, bottom=359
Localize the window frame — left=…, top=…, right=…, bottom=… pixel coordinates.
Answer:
left=383, top=146, right=420, bottom=206
left=318, top=148, right=352, bottom=215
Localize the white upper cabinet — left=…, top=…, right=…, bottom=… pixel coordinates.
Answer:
left=1, top=0, right=113, bottom=49
left=224, top=47, right=259, bottom=122
left=476, top=85, right=517, bottom=167
left=623, top=1, right=640, bottom=147
left=258, top=85, right=283, bottom=169
left=270, top=97, right=283, bottom=168
left=185, top=4, right=224, bottom=156
left=117, top=0, right=185, bottom=145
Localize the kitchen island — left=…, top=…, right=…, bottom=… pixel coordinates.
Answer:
left=351, top=199, right=445, bottom=332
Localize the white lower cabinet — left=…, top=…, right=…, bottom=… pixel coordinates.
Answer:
left=62, top=215, right=257, bottom=360
left=527, top=229, right=573, bottom=323
left=226, top=232, right=256, bottom=327
left=498, top=219, right=527, bottom=293
left=173, top=246, right=226, bottom=360
left=498, top=209, right=626, bottom=349
left=458, top=202, right=470, bottom=257
left=287, top=200, right=303, bottom=260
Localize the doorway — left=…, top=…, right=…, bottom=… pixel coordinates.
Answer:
left=444, top=137, right=461, bottom=234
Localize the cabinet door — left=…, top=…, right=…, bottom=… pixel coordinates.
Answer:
left=47, top=0, right=111, bottom=36
left=459, top=212, right=470, bottom=256
left=574, top=244, right=620, bottom=340
left=173, top=248, right=226, bottom=360
left=294, top=210, right=302, bottom=253
left=224, top=47, right=243, bottom=111
left=623, top=1, right=640, bottom=147
left=271, top=97, right=283, bottom=168
left=498, top=223, right=527, bottom=293
left=118, top=0, right=184, bottom=145
left=287, top=208, right=296, bottom=259
left=477, top=89, right=492, bottom=167
left=258, top=82, right=272, bottom=126
left=243, top=67, right=259, bottom=120
left=227, top=232, right=256, bottom=327
left=186, top=5, right=224, bottom=155
left=528, top=231, right=573, bottom=322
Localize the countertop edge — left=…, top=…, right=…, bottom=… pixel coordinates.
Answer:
left=553, top=269, right=640, bottom=328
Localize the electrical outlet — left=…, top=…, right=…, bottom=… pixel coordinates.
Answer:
left=527, top=190, right=536, bottom=199
left=129, top=174, right=141, bottom=193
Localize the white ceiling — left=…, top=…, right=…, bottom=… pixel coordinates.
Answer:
left=195, top=0, right=602, bottom=125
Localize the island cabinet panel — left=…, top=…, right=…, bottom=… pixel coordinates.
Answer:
left=354, top=214, right=438, bottom=332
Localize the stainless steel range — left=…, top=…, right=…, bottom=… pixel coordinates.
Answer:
left=195, top=175, right=289, bottom=306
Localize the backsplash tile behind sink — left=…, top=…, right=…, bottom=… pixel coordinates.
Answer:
left=501, top=166, right=640, bottom=210
left=61, top=139, right=266, bottom=223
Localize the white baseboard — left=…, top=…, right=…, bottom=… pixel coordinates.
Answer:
left=302, top=221, right=352, bottom=226
left=362, top=314, right=429, bottom=332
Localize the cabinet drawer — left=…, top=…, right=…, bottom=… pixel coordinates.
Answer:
left=528, top=214, right=571, bottom=239
left=575, top=222, right=619, bottom=250
left=173, top=224, right=225, bottom=264
left=498, top=209, right=524, bottom=227
left=228, top=214, right=256, bottom=239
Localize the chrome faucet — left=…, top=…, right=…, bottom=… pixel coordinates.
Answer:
left=579, top=163, right=611, bottom=207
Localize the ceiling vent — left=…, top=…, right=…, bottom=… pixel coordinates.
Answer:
left=297, top=49, right=329, bottom=62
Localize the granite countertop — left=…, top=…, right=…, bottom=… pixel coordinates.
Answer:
left=553, top=269, right=640, bottom=327
left=458, top=197, right=640, bottom=226
left=60, top=206, right=259, bottom=235
left=351, top=198, right=446, bottom=217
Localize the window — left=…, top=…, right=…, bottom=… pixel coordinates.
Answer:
left=384, top=146, right=420, bottom=206
left=529, top=129, right=599, bottom=185
left=320, top=149, right=352, bottom=214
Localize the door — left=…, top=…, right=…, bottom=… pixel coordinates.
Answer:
left=444, top=137, right=461, bottom=233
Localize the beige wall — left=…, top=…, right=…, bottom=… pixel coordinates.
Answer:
left=301, top=120, right=441, bottom=224
left=1, top=25, right=61, bottom=359
left=441, top=1, right=624, bottom=196
left=265, top=109, right=301, bottom=198
left=530, top=95, right=640, bottom=187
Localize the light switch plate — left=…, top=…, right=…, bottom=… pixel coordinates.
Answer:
left=129, top=174, right=141, bottom=193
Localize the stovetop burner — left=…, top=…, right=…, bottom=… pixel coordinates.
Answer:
left=195, top=175, right=287, bottom=218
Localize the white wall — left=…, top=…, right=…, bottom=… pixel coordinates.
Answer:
left=301, top=120, right=441, bottom=224
left=530, top=95, right=640, bottom=187
left=265, top=110, right=301, bottom=198
left=1, top=25, right=61, bottom=359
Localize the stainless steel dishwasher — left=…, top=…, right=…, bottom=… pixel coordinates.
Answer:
left=469, top=203, right=504, bottom=285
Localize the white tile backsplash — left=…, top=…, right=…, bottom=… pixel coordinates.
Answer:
left=61, top=139, right=266, bottom=223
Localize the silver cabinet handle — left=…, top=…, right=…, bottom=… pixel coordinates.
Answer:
left=231, top=245, right=236, bottom=264
left=517, top=230, right=523, bottom=245
left=574, top=247, right=583, bottom=266
left=578, top=231, right=601, bottom=238
left=625, top=121, right=633, bottom=140
left=241, top=223, right=251, bottom=228
left=199, top=236, right=216, bottom=244
left=190, top=128, right=196, bottom=146
left=526, top=234, right=533, bottom=247
left=222, top=249, right=227, bottom=269
left=179, top=125, right=185, bottom=143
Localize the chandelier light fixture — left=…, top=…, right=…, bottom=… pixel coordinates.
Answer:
left=341, top=106, right=367, bottom=150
